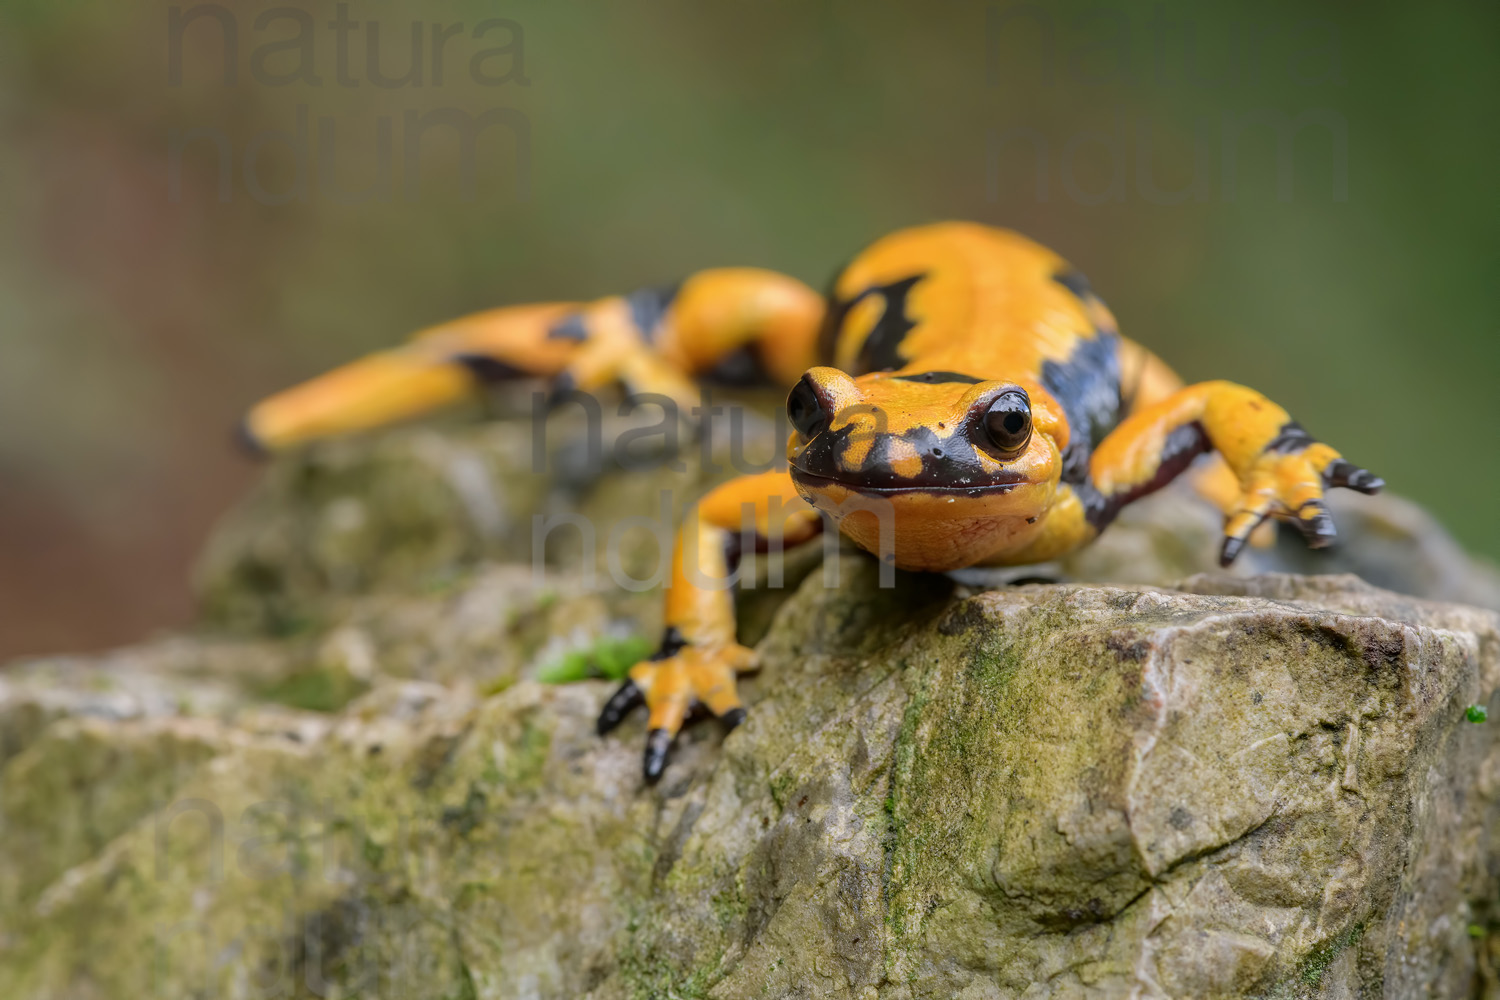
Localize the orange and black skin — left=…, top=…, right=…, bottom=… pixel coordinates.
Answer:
left=239, top=269, right=823, bottom=451
left=242, top=222, right=1382, bottom=782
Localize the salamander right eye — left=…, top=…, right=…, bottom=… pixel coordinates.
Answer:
left=787, top=376, right=830, bottom=439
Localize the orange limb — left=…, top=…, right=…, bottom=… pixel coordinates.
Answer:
left=242, top=270, right=824, bottom=453
left=596, top=470, right=822, bottom=782
left=240, top=302, right=579, bottom=452
left=654, top=268, right=824, bottom=387
left=1116, top=338, right=1274, bottom=549
left=1090, top=380, right=1381, bottom=565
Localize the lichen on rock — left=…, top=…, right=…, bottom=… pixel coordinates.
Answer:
left=4, top=416, right=1500, bottom=999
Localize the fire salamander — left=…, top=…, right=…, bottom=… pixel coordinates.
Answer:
left=243, top=222, right=1383, bottom=781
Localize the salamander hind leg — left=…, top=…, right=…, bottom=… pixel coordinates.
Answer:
left=240, top=268, right=822, bottom=453
left=549, top=267, right=824, bottom=420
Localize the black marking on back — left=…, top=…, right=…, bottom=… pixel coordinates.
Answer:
left=1044, top=263, right=1126, bottom=482
left=1053, top=267, right=1093, bottom=299
left=454, top=354, right=524, bottom=383
left=1041, top=331, right=1124, bottom=485
left=1265, top=420, right=1315, bottom=454
left=1053, top=264, right=1118, bottom=336
left=705, top=345, right=771, bottom=386
left=854, top=275, right=924, bottom=373
left=818, top=272, right=927, bottom=375
left=890, top=370, right=985, bottom=385
left=625, top=283, right=681, bottom=344
left=546, top=313, right=588, bottom=342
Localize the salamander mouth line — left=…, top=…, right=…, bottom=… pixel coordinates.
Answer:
left=788, top=467, right=1021, bottom=498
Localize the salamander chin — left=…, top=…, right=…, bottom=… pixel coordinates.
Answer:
left=789, top=467, right=1019, bottom=498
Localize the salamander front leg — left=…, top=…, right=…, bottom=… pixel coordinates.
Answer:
left=596, top=471, right=821, bottom=783
left=1214, top=423, right=1384, bottom=565
left=597, top=623, right=757, bottom=780
left=1087, top=379, right=1383, bottom=566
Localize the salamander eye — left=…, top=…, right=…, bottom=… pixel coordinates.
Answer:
left=787, top=376, right=830, bottom=439
left=982, top=390, right=1032, bottom=458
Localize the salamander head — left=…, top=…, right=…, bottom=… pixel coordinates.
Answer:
left=785, top=367, right=1065, bottom=571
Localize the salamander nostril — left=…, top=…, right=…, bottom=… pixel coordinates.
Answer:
left=787, top=376, right=830, bottom=438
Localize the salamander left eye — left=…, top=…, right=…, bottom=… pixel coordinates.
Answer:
left=982, top=390, right=1032, bottom=458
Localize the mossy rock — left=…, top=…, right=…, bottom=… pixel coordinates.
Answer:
left=4, top=556, right=1500, bottom=998
left=6, top=414, right=1500, bottom=998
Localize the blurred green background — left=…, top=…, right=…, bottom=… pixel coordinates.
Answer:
left=0, top=0, right=1495, bottom=657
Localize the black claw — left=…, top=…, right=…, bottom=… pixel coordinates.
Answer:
left=1324, top=459, right=1384, bottom=495
left=649, top=626, right=688, bottom=661
left=234, top=418, right=268, bottom=459
left=721, top=707, right=747, bottom=730
left=1220, top=535, right=1246, bottom=568
left=1296, top=501, right=1338, bottom=548
left=642, top=728, right=674, bottom=784
left=597, top=680, right=644, bottom=736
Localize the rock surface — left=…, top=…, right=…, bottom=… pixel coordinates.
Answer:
left=4, top=417, right=1500, bottom=999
